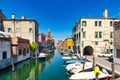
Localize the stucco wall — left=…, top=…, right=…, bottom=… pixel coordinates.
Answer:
left=0, top=41, right=11, bottom=60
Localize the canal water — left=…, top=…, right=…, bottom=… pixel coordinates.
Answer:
left=0, top=50, right=69, bottom=80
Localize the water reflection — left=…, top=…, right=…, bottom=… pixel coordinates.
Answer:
left=0, top=59, right=38, bottom=80
left=0, top=51, right=69, bottom=80
left=12, top=59, right=38, bottom=80
left=38, top=60, right=46, bottom=73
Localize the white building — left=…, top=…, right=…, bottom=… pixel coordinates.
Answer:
left=72, top=9, right=120, bottom=56
left=0, top=31, right=11, bottom=69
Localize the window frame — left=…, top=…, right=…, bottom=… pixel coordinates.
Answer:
left=82, top=21, right=87, bottom=27
left=110, top=32, right=113, bottom=38
left=16, top=28, right=21, bottom=33
left=2, top=51, right=7, bottom=59
left=95, top=21, right=97, bottom=26
left=95, top=41, right=98, bottom=45
left=29, top=28, right=33, bottom=33
left=99, top=21, right=102, bottom=26
left=110, top=21, right=113, bottom=26
left=8, top=28, right=12, bottom=33
left=95, top=32, right=102, bottom=38
left=83, top=31, right=86, bottom=38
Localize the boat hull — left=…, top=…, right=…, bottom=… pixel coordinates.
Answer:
left=38, top=57, right=46, bottom=60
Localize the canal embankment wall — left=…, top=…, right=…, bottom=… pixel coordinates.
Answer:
left=0, top=53, right=31, bottom=71
left=86, top=56, right=120, bottom=76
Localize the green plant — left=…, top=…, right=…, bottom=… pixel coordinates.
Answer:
left=30, top=42, right=37, bottom=57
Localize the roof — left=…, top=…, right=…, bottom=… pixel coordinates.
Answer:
left=3, top=18, right=39, bottom=26
left=0, top=31, right=10, bottom=38
left=0, top=10, right=6, bottom=18
left=80, top=17, right=120, bottom=20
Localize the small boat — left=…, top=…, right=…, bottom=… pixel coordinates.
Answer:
left=65, top=59, right=88, bottom=64
left=62, top=56, right=72, bottom=61
left=66, top=62, right=82, bottom=71
left=38, top=53, right=46, bottom=60
left=70, top=69, right=112, bottom=80
left=66, top=62, right=93, bottom=74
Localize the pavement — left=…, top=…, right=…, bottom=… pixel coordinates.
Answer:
left=86, top=56, right=120, bottom=79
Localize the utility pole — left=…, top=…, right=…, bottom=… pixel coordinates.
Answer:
left=112, top=59, right=115, bottom=80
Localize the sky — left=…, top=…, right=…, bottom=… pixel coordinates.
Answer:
left=0, top=0, right=120, bottom=41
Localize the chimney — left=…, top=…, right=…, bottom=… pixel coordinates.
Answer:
left=21, top=15, right=26, bottom=19
left=103, top=9, right=108, bottom=18
left=12, top=13, right=15, bottom=19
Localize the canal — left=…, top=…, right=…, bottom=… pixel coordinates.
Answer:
left=0, top=50, right=69, bottom=80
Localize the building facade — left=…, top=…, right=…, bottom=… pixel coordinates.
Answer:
left=64, top=37, right=73, bottom=50
left=57, top=40, right=64, bottom=49
left=72, top=9, right=120, bottom=56
left=0, top=10, right=6, bottom=31
left=2, top=13, right=39, bottom=43
left=38, top=33, right=46, bottom=52
left=38, top=29, right=55, bottom=53
left=45, top=29, right=54, bottom=51
left=0, top=31, right=11, bottom=70
left=11, top=37, right=30, bottom=63
left=114, top=21, right=120, bottom=58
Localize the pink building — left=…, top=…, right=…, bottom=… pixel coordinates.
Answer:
left=38, top=33, right=46, bottom=43
left=11, top=37, right=30, bottom=63
left=38, top=33, right=46, bottom=52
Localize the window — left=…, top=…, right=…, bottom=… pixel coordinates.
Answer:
left=83, top=31, right=86, bottom=38
left=110, top=32, right=113, bottom=38
left=16, top=28, right=21, bottom=33
left=3, top=28, right=5, bottom=32
left=99, top=32, right=102, bottom=38
left=2, top=51, right=7, bottom=59
left=95, top=32, right=102, bottom=38
left=29, top=21, right=32, bottom=24
left=79, top=32, right=81, bottom=38
left=29, top=28, right=33, bottom=33
left=110, top=42, right=113, bottom=45
left=99, top=21, right=102, bottom=26
left=16, top=21, right=19, bottom=24
left=82, top=21, right=87, bottom=27
left=110, top=49, right=113, bottom=53
left=95, top=21, right=97, bottom=26
left=27, top=49, right=29, bottom=53
left=23, top=48, right=26, bottom=56
left=77, top=34, right=79, bottom=39
left=110, top=21, right=113, bottom=26
left=1, top=41, right=4, bottom=47
left=8, top=28, right=12, bottom=32
left=68, top=46, right=71, bottom=49
left=95, top=41, right=98, bottom=45
left=95, top=32, right=98, bottom=38
left=95, top=21, right=102, bottom=26
left=19, top=49, right=22, bottom=55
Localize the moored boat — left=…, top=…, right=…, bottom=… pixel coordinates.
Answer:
left=65, top=59, right=88, bottom=64
left=70, top=69, right=112, bottom=80
left=66, top=62, right=93, bottom=74
left=38, top=53, right=47, bottom=60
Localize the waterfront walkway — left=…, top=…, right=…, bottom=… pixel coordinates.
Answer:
left=86, top=56, right=120, bottom=76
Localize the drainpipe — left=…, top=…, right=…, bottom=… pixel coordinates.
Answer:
left=11, top=37, right=14, bottom=71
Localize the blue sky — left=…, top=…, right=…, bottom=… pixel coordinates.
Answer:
left=0, top=0, right=120, bottom=41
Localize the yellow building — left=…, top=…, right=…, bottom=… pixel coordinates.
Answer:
left=64, top=38, right=73, bottom=50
